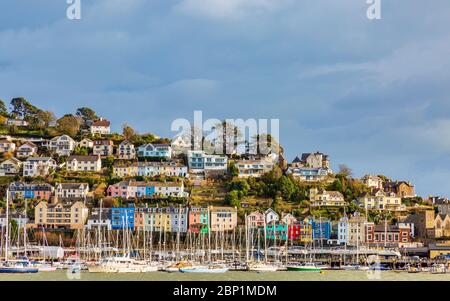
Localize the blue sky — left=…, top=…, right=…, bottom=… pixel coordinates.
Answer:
left=1, top=0, right=450, bottom=197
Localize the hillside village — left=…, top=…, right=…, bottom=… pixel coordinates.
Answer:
left=0, top=97, right=449, bottom=257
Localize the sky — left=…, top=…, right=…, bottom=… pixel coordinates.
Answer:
left=1, top=0, right=450, bottom=197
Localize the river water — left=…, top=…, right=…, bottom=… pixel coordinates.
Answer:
left=1, top=270, right=450, bottom=281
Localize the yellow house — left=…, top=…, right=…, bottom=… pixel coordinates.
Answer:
left=34, top=200, right=88, bottom=230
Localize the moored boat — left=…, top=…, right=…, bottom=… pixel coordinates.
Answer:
left=287, top=262, right=322, bottom=272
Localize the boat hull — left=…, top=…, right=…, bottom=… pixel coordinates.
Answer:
left=0, top=267, right=39, bottom=274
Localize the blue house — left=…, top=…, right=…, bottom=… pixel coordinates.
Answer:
left=136, top=144, right=172, bottom=158
left=310, top=219, right=332, bottom=241
left=111, top=207, right=135, bottom=230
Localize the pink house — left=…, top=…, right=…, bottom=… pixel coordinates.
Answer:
left=248, top=211, right=265, bottom=228
left=107, top=180, right=132, bottom=198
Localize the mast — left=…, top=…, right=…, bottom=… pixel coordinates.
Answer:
left=4, top=189, right=9, bottom=262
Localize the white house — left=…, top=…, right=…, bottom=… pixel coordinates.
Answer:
left=116, top=140, right=136, bottom=160
left=0, top=139, right=16, bottom=153
left=265, top=208, right=279, bottom=225
left=187, top=150, right=228, bottom=176
left=77, top=138, right=94, bottom=149
left=16, top=141, right=38, bottom=158
left=0, top=158, right=22, bottom=176
left=23, top=157, right=57, bottom=177
left=6, top=119, right=29, bottom=127
left=49, top=135, right=76, bottom=156
left=66, top=155, right=102, bottom=172
left=86, top=208, right=112, bottom=230
left=55, top=183, right=90, bottom=199
left=361, top=174, right=384, bottom=190
left=236, top=159, right=274, bottom=178
left=90, top=118, right=111, bottom=135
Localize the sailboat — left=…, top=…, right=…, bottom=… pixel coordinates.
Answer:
left=0, top=191, right=38, bottom=274
left=247, top=216, right=278, bottom=272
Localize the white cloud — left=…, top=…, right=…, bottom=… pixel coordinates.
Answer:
left=174, top=0, right=293, bottom=20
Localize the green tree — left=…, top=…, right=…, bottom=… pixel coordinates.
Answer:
left=228, top=161, right=239, bottom=178
left=56, top=114, right=81, bottom=137
left=37, top=110, right=56, bottom=128
left=123, top=123, right=136, bottom=141
left=0, top=99, right=8, bottom=116
left=76, top=107, right=98, bottom=129
left=10, top=97, right=39, bottom=119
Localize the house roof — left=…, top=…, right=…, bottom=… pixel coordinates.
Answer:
left=67, top=155, right=100, bottom=162
left=18, top=141, right=37, bottom=149
left=92, top=119, right=110, bottom=127
left=57, top=183, right=89, bottom=190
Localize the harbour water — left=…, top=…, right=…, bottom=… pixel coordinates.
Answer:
left=1, top=270, right=450, bottom=281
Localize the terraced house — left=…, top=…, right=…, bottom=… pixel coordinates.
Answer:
left=113, top=160, right=188, bottom=178
left=8, top=182, right=54, bottom=200
left=34, top=200, right=89, bottom=230
left=107, top=180, right=188, bottom=199
left=23, top=157, right=57, bottom=177
left=209, top=206, right=237, bottom=232
left=136, top=143, right=172, bottom=158
left=188, top=207, right=209, bottom=233
left=55, top=183, right=89, bottom=199
left=66, top=155, right=102, bottom=172
left=48, top=135, right=76, bottom=156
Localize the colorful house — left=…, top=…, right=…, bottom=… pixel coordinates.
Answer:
left=310, top=219, right=332, bottom=241
left=111, top=207, right=135, bottom=230
left=9, top=182, right=53, bottom=200
left=265, top=223, right=288, bottom=240
left=188, top=207, right=209, bottom=233
left=288, top=221, right=313, bottom=243
left=136, top=144, right=172, bottom=159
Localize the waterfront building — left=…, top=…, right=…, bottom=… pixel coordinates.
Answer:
left=434, top=214, right=450, bottom=239
left=48, top=135, right=76, bottom=156
left=309, top=188, right=345, bottom=207
left=9, top=182, right=53, bottom=200
left=309, top=218, right=332, bottom=241
left=209, top=206, right=237, bottom=232
left=281, top=213, right=297, bottom=225
left=23, top=157, right=57, bottom=177
left=136, top=143, right=172, bottom=159
left=111, top=207, right=135, bottom=230
left=247, top=211, right=265, bottom=228
left=34, top=200, right=88, bottom=230
left=288, top=221, right=313, bottom=243
left=188, top=207, right=209, bottom=233
left=265, top=208, right=279, bottom=225
left=338, top=213, right=368, bottom=246
left=265, top=223, right=288, bottom=240
left=365, top=223, right=412, bottom=246
left=0, top=214, right=28, bottom=228
left=66, top=155, right=102, bottom=172
left=55, top=183, right=89, bottom=199
left=86, top=208, right=112, bottom=230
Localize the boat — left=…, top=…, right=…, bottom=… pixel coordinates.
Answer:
left=247, top=262, right=279, bottom=272
left=164, top=261, right=193, bottom=273
left=341, top=264, right=370, bottom=271
left=38, top=265, right=58, bottom=272
left=88, top=255, right=154, bottom=273
left=287, top=262, right=322, bottom=272
left=0, top=258, right=39, bottom=274
left=180, top=264, right=229, bottom=273
left=431, top=264, right=447, bottom=274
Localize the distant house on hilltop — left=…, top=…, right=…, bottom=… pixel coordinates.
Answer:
left=90, top=118, right=111, bottom=135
